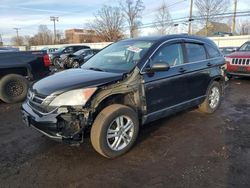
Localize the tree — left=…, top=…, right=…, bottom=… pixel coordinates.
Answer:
left=11, top=36, right=24, bottom=46
left=195, top=0, right=230, bottom=36
left=90, top=5, right=124, bottom=42
left=26, top=25, right=53, bottom=46
left=154, top=1, right=172, bottom=35
left=239, top=20, right=250, bottom=35
left=120, top=0, right=145, bottom=38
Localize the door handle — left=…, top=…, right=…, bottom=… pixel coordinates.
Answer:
left=179, top=67, right=186, bottom=73
left=207, top=62, right=212, bottom=67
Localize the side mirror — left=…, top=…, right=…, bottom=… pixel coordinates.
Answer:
left=145, top=62, right=170, bottom=73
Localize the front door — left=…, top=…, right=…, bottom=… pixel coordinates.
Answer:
left=142, top=41, right=189, bottom=116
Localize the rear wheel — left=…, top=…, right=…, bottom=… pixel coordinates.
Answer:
left=90, top=104, right=139, bottom=158
left=199, top=82, right=222, bottom=113
left=0, top=74, right=28, bottom=103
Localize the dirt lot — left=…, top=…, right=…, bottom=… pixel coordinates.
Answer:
left=0, top=78, right=250, bottom=188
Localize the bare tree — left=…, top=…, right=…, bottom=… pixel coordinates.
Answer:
left=120, top=0, right=145, bottom=38
left=154, top=1, right=172, bottom=35
left=11, top=36, right=24, bottom=46
left=27, top=25, right=53, bottom=45
left=195, top=0, right=229, bottom=36
left=239, top=20, right=250, bottom=35
left=90, top=5, right=124, bottom=42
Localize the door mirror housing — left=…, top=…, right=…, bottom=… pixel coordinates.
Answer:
left=145, top=62, right=170, bottom=73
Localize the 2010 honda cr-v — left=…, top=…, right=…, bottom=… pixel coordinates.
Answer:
left=22, top=34, right=226, bottom=158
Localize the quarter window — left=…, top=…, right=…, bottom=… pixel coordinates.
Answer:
left=185, top=43, right=206, bottom=62
left=151, top=43, right=184, bottom=67
left=206, top=44, right=221, bottom=58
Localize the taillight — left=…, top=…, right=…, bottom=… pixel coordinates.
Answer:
left=43, top=54, right=51, bottom=67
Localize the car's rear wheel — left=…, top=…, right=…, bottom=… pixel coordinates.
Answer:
left=90, top=104, right=139, bottom=158
left=0, top=74, right=28, bottom=103
left=199, top=82, right=222, bottom=113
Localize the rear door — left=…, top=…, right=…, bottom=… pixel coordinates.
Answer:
left=183, top=41, right=211, bottom=100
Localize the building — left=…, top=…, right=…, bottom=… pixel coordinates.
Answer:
left=65, top=29, right=99, bottom=43
left=196, top=22, right=232, bottom=36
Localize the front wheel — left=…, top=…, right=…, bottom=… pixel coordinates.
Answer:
left=90, top=104, right=139, bottom=158
left=72, top=61, right=80, bottom=68
left=199, top=82, right=222, bottom=113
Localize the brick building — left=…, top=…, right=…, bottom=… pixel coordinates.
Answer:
left=65, top=29, right=99, bottom=43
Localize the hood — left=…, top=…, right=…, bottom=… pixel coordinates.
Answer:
left=32, top=69, right=123, bottom=96
left=226, top=51, right=250, bottom=58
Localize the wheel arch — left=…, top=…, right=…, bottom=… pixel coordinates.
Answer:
left=0, top=67, right=31, bottom=80
left=206, top=75, right=225, bottom=96
left=91, top=92, right=139, bottom=121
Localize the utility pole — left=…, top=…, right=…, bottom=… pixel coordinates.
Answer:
left=13, top=28, right=21, bottom=45
left=50, top=16, right=59, bottom=44
left=232, top=0, right=238, bottom=34
left=0, top=34, right=3, bottom=46
left=188, top=0, right=193, bottom=34
left=13, top=28, right=20, bottom=39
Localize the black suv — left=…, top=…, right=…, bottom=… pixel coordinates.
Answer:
left=49, top=45, right=90, bottom=68
left=22, top=35, right=226, bottom=158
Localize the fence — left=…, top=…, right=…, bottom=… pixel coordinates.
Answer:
left=209, top=35, right=250, bottom=47
left=13, top=35, right=250, bottom=51
left=29, top=42, right=113, bottom=51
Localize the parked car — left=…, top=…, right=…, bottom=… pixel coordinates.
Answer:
left=225, top=41, right=250, bottom=78
left=22, top=35, right=225, bottom=158
left=219, top=46, right=238, bottom=56
left=62, top=48, right=101, bottom=69
left=0, top=47, right=19, bottom=52
left=0, top=51, right=50, bottom=103
left=41, top=47, right=58, bottom=54
left=49, top=45, right=90, bottom=68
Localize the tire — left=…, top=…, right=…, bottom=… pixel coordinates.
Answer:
left=0, top=74, right=28, bottom=103
left=199, top=82, right=222, bottom=113
left=53, top=58, right=61, bottom=69
left=227, top=74, right=233, bottom=79
left=72, top=61, right=80, bottom=68
left=91, top=104, right=139, bottom=158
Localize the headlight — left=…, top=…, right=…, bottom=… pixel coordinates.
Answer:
left=49, top=88, right=97, bottom=107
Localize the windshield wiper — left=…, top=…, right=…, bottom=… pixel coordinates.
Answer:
left=87, top=67, right=105, bottom=72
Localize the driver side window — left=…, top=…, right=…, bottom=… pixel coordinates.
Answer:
left=151, top=43, right=184, bottom=67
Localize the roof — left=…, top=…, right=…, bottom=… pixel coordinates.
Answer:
left=121, top=34, right=216, bottom=46
left=196, top=22, right=231, bottom=36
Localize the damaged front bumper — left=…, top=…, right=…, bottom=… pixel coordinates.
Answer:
left=21, top=102, right=87, bottom=143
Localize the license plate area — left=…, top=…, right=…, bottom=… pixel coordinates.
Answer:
left=237, top=66, right=248, bottom=72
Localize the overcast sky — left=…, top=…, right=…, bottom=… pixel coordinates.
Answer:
left=0, top=0, right=249, bottom=44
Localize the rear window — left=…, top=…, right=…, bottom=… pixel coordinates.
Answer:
left=206, top=44, right=221, bottom=58
left=185, top=43, right=207, bottom=63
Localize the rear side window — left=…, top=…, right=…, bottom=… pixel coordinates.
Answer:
left=206, top=44, right=221, bottom=58
left=185, top=43, right=207, bottom=63
left=151, top=43, right=184, bottom=67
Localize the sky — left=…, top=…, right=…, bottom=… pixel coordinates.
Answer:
left=0, top=0, right=249, bottom=44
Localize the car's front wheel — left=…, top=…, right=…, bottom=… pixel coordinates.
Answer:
left=90, top=104, right=139, bottom=158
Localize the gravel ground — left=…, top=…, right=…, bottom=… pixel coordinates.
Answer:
left=0, top=78, right=250, bottom=188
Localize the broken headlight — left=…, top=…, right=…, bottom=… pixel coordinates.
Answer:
left=49, top=88, right=97, bottom=107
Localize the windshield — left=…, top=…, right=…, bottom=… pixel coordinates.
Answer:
left=81, top=40, right=154, bottom=73
left=74, top=49, right=87, bottom=56
left=238, top=42, right=250, bottom=51
left=56, top=47, right=66, bottom=53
